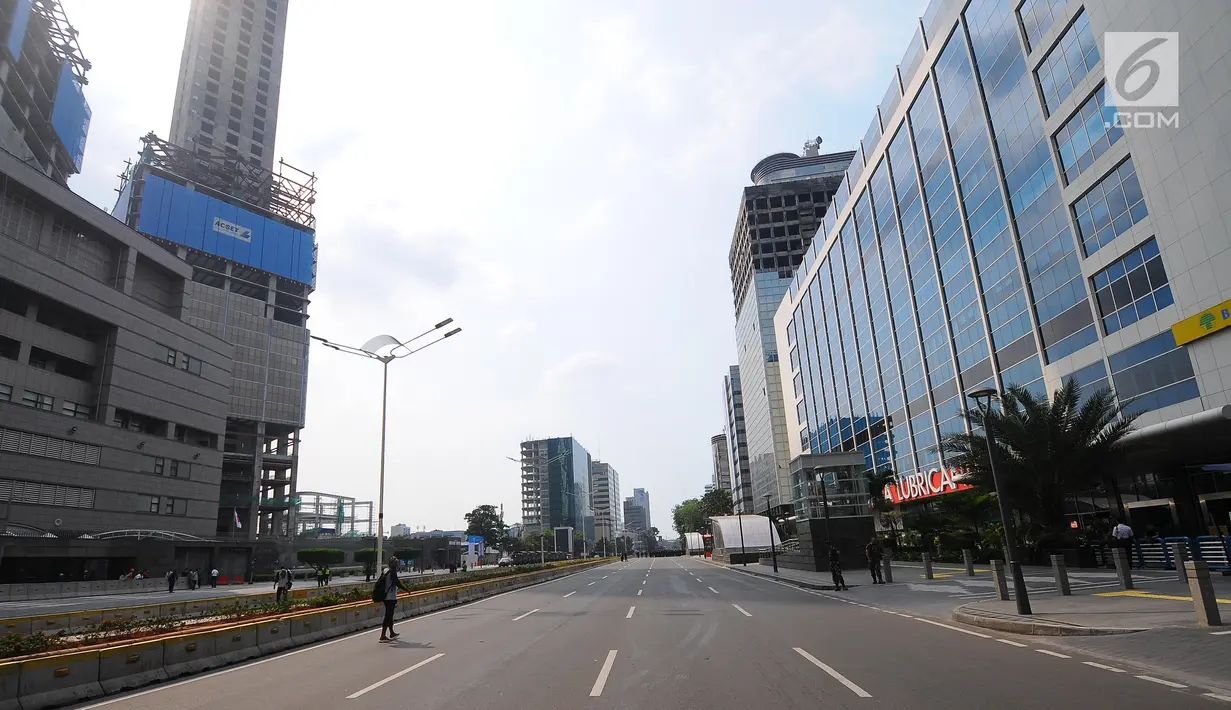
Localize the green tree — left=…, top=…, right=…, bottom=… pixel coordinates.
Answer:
left=296, top=548, right=344, bottom=569
left=464, top=504, right=506, bottom=549
left=353, top=549, right=377, bottom=565
left=698, top=488, right=734, bottom=519
left=671, top=498, right=705, bottom=538
left=938, top=381, right=1138, bottom=533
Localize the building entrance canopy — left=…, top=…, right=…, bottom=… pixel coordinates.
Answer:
left=709, top=515, right=780, bottom=552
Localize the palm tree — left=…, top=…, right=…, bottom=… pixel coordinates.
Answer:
left=938, top=379, right=1138, bottom=534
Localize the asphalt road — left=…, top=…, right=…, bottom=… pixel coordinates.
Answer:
left=0, top=570, right=452, bottom=618
left=70, top=556, right=1227, bottom=709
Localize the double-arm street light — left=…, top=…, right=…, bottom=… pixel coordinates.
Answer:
left=966, top=388, right=1032, bottom=616
left=311, top=319, right=462, bottom=572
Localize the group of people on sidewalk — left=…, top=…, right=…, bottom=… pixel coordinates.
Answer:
left=819, top=537, right=888, bottom=591
left=315, top=567, right=332, bottom=587
left=164, top=568, right=221, bottom=592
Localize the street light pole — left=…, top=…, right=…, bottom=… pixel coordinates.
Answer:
left=763, top=494, right=778, bottom=573
left=967, top=388, right=1032, bottom=616
left=310, top=320, right=462, bottom=574
left=737, top=511, right=747, bottom=566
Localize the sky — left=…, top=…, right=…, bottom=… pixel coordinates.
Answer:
left=62, top=0, right=926, bottom=534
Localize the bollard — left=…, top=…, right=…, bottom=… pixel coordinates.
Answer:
left=922, top=552, right=934, bottom=580
left=1112, top=547, right=1134, bottom=590
left=991, top=560, right=1010, bottom=601
left=1185, top=561, right=1222, bottom=627
left=962, top=549, right=975, bottom=577
left=1170, top=542, right=1188, bottom=583
left=881, top=555, right=893, bottom=584
left=1049, top=554, right=1071, bottom=596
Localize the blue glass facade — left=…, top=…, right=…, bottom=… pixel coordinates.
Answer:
left=777, top=0, right=1203, bottom=488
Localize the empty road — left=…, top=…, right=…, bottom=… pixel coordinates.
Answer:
left=71, top=556, right=1225, bottom=709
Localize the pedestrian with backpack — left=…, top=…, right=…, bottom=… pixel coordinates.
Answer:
left=373, top=558, right=412, bottom=643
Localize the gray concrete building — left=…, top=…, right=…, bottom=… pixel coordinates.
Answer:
left=519, top=437, right=593, bottom=539
left=169, top=0, right=289, bottom=172
left=710, top=433, right=731, bottom=493
left=622, top=497, right=646, bottom=535
left=723, top=365, right=752, bottom=512
left=774, top=0, right=1231, bottom=543
left=729, top=146, right=853, bottom=511
left=589, top=460, right=621, bottom=543
left=0, top=146, right=234, bottom=581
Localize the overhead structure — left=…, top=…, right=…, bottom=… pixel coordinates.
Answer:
left=295, top=491, right=374, bottom=538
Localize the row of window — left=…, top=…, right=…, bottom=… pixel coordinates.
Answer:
left=0, top=383, right=93, bottom=419
left=0, top=477, right=95, bottom=510
left=163, top=345, right=204, bottom=376
left=0, top=427, right=102, bottom=466
left=149, top=455, right=188, bottom=479
left=744, top=192, right=831, bottom=211
left=141, top=494, right=188, bottom=516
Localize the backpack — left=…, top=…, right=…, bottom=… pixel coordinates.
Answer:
left=371, top=572, right=387, bottom=603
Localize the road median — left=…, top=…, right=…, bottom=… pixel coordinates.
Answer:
left=0, top=559, right=608, bottom=710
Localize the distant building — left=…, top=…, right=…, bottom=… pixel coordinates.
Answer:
left=590, top=461, right=622, bottom=542
left=389, top=523, right=411, bottom=538
left=710, top=433, right=731, bottom=492
left=623, top=498, right=646, bottom=534
left=724, top=366, right=753, bottom=512
left=632, top=487, right=651, bottom=531
left=519, top=437, right=593, bottom=540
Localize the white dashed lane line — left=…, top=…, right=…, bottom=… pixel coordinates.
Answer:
left=512, top=609, right=539, bottom=621
left=1035, top=649, right=1071, bottom=659
left=732, top=604, right=752, bottom=617
left=1135, top=676, right=1186, bottom=689
left=1082, top=661, right=1126, bottom=673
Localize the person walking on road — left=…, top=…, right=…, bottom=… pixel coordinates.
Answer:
left=275, top=566, right=292, bottom=603
left=865, top=537, right=885, bottom=584
left=325, top=567, right=331, bottom=586
left=828, top=543, right=848, bottom=591
left=1112, top=519, right=1135, bottom=568
left=165, top=569, right=177, bottom=593
left=375, top=558, right=413, bottom=643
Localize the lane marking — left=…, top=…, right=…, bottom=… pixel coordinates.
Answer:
left=1082, top=661, right=1126, bottom=673
left=1211, top=630, right=1231, bottom=636
left=1095, top=589, right=1231, bottom=604
left=588, top=582, right=597, bottom=586
left=1134, top=675, right=1186, bottom=689
left=1204, top=692, right=1231, bottom=702
left=642, top=580, right=646, bottom=585
left=732, top=604, right=752, bottom=617
left=1035, top=649, right=1071, bottom=659
left=563, top=591, right=576, bottom=598
left=792, top=648, right=872, bottom=698
left=603, top=576, right=609, bottom=579
left=346, top=653, right=445, bottom=699
left=996, top=639, right=1028, bottom=648
left=626, top=606, right=635, bottom=618
left=590, top=650, right=618, bottom=696
left=512, top=609, right=539, bottom=621
left=637, top=589, right=642, bottom=596
left=709, top=587, right=719, bottom=594
left=913, top=617, right=991, bottom=638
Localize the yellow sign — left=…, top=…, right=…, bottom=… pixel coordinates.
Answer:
left=1172, top=298, right=1231, bottom=346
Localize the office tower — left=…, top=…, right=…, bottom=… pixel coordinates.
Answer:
left=729, top=145, right=854, bottom=510
left=710, top=433, right=731, bottom=492
left=774, top=0, right=1231, bottom=539
left=724, top=366, right=753, bottom=512
left=519, top=437, right=593, bottom=538
left=590, top=461, right=621, bottom=542
left=115, top=0, right=312, bottom=547
left=169, top=0, right=289, bottom=172
left=0, top=0, right=91, bottom=183
left=0, top=147, right=232, bottom=580
left=622, top=497, right=646, bottom=534
left=631, top=487, right=651, bottom=531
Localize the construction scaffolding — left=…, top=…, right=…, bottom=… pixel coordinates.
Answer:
left=294, top=491, right=374, bottom=538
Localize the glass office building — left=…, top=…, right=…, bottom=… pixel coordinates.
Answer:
left=774, top=0, right=1231, bottom=537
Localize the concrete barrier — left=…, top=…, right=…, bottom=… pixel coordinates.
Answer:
left=162, top=630, right=219, bottom=679
left=18, top=649, right=103, bottom=710
left=6, top=586, right=26, bottom=603
left=0, top=658, right=19, bottom=710
left=212, top=624, right=260, bottom=666
left=0, top=617, right=30, bottom=636
left=256, top=618, right=294, bottom=655
left=97, top=640, right=166, bottom=694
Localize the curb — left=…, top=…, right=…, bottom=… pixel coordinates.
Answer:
left=706, top=561, right=838, bottom=591
left=951, top=605, right=1148, bottom=636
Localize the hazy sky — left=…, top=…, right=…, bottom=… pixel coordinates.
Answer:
left=63, top=0, right=925, bottom=533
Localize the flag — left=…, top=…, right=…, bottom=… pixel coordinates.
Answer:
left=234, top=508, right=242, bottom=530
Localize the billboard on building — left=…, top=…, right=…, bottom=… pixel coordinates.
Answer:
left=50, top=59, right=90, bottom=172
left=135, top=173, right=316, bottom=285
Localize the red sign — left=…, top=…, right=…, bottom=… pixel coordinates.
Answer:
left=883, top=468, right=973, bottom=504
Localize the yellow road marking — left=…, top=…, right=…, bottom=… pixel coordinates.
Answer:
left=1095, top=590, right=1231, bottom=604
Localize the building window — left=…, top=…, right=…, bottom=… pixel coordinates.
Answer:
left=200, top=121, right=216, bottom=135
left=231, top=92, right=243, bottom=107
left=203, top=107, right=216, bottom=121
left=238, top=42, right=249, bottom=56
left=62, top=401, right=92, bottom=420
left=230, top=105, right=242, bottom=118
left=207, top=67, right=221, bottom=82
left=250, top=145, right=263, bottom=157
left=228, top=119, right=241, bottom=132
left=1018, top=0, right=1068, bottom=50
left=1073, top=158, right=1148, bottom=256
left=20, top=391, right=52, bottom=411
left=0, top=383, right=9, bottom=402
left=148, top=495, right=160, bottom=513
left=259, top=55, right=272, bottom=69
left=197, top=133, right=213, bottom=146
left=205, top=80, right=219, bottom=95
left=253, top=117, right=265, bottom=130
left=1092, top=238, right=1172, bottom=335
left=232, top=79, right=245, bottom=93
left=258, top=68, right=270, bottom=81
left=1035, top=11, right=1100, bottom=114
left=1055, top=85, right=1122, bottom=184
left=256, top=80, right=269, bottom=94
left=226, top=133, right=239, bottom=146
left=1108, top=331, right=1199, bottom=415
left=204, top=95, right=218, bottom=108
left=169, top=460, right=181, bottom=478
left=254, top=105, right=266, bottom=118
left=164, top=346, right=178, bottom=365
left=153, top=457, right=165, bottom=475
left=179, top=353, right=203, bottom=375
left=209, top=55, right=222, bottom=69
left=251, top=130, right=264, bottom=143
left=234, top=67, right=246, bottom=81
